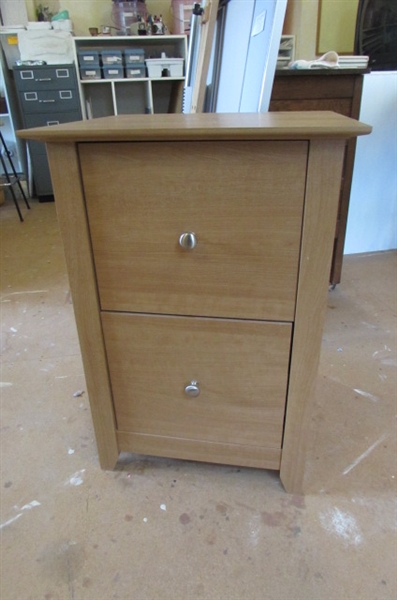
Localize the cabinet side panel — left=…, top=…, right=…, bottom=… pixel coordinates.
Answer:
left=280, top=139, right=345, bottom=494
left=46, top=142, right=119, bottom=469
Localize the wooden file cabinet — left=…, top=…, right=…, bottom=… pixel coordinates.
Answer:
left=18, top=112, right=371, bottom=493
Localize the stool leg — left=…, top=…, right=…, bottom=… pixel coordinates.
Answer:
left=0, top=131, right=30, bottom=219
left=0, top=152, right=23, bottom=221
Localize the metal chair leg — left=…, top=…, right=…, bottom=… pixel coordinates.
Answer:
left=0, top=131, right=30, bottom=220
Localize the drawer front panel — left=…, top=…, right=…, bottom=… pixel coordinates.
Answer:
left=14, top=66, right=76, bottom=91
left=81, top=141, right=307, bottom=321
left=19, top=89, right=80, bottom=113
left=269, top=98, right=352, bottom=117
left=102, top=312, right=292, bottom=449
left=271, top=75, right=356, bottom=100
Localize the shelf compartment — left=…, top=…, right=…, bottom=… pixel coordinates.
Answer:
left=151, top=79, right=184, bottom=113
left=114, top=81, right=151, bottom=115
left=83, top=82, right=114, bottom=119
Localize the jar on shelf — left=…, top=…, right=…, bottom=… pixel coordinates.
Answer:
left=112, top=0, right=148, bottom=35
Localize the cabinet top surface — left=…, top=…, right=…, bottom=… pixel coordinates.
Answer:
left=17, top=111, right=371, bottom=143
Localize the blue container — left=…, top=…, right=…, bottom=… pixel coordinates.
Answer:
left=102, top=65, right=124, bottom=79
left=125, top=65, right=146, bottom=78
left=78, top=50, right=100, bottom=66
left=124, top=48, right=145, bottom=64
left=79, top=66, right=101, bottom=80
left=101, top=50, right=123, bottom=65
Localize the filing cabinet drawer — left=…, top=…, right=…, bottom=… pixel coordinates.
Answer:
left=24, top=111, right=81, bottom=129
left=102, top=312, right=292, bottom=449
left=25, top=112, right=82, bottom=156
left=19, top=89, right=80, bottom=114
left=81, top=140, right=307, bottom=322
left=14, top=66, right=76, bottom=91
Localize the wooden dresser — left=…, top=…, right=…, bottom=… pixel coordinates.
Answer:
left=270, top=70, right=368, bottom=285
left=18, top=112, right=371, bottom=493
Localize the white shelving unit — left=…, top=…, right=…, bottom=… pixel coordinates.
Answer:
left=73, top=36, right=188, bottom=119
left=277, top=35, right=295, bottom=69
left=0, top=51, right=23, bottom=174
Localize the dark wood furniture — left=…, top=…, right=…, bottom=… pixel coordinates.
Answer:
left=270, top=69, right=368, bottom=285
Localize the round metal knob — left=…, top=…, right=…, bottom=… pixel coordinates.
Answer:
left=179, top=232, right=197, bottom=250
left=184, top=381, right=200, bottom=397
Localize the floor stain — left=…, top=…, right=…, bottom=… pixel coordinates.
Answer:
left=261, top=511, right=287, bottom=527
left=179, top=513, right=191, bottom=525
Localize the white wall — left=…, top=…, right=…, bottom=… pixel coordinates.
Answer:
left=344, top=71, right=397, bottom=255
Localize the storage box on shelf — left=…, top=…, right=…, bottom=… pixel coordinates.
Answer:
left=73, top=36, right=187, bottom=118
left=172, top=0, right=194, bottom=34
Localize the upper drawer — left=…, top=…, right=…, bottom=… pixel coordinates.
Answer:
left=80, top=140, right=308, bottom=322
left=14, top=66, right=77, bottom=91
left=19, top=89, right=80, bottom=114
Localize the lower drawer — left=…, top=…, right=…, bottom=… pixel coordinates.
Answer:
left=102, top=312, right=292, bottom=450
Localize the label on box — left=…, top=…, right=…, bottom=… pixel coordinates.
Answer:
left=7, top=35, right=18, bottom=45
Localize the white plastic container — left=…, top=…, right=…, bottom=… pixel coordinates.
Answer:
left=146, top=55, right=184, bottom=78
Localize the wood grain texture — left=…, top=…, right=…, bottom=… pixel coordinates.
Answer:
left=269, top=98, right=352, bottom=117
left=280, top=139, right=346, bottom=494
left=46, top=143, right=119, bottom=469
left=102, top=312, right=292, bottom=449
left=271, top=75, right=357, bottom=100
left=17, top=111, right=372, bottom=143
left=117, top=431, right=282, bottom=470
left=81, top=140, right=307, bottom=322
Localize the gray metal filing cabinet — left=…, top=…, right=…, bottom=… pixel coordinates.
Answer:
left=14, top=64, right=82, bottom=198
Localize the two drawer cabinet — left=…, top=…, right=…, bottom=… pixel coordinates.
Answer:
left=14, top=64, right=82, bottom=198
left=18, top=112, right=371, bottom=493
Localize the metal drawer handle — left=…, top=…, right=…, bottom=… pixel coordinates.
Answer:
left=179, top=232, right=197, bottom=250
left=184, top=381, right=200, bottom=398
left=35, top=78, right=52, bottom=82
left=39, top=99, right=56, bottom=103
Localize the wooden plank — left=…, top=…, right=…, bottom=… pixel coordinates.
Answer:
left=117, top=431, right=282, bottom=470
left=46, top=142, right=119, bottom=469
left=190, top=0, right=219, bottom=113
left=280, top=139, right=346, bottom=493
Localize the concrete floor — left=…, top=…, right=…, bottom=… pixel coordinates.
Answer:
left=1, top=199, right=396, bottom=600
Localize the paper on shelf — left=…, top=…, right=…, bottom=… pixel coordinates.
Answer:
left=17, top=30, right=74, bottom=64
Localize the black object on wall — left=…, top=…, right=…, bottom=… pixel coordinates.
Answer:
left=355, top=0, right=397, bottom=70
